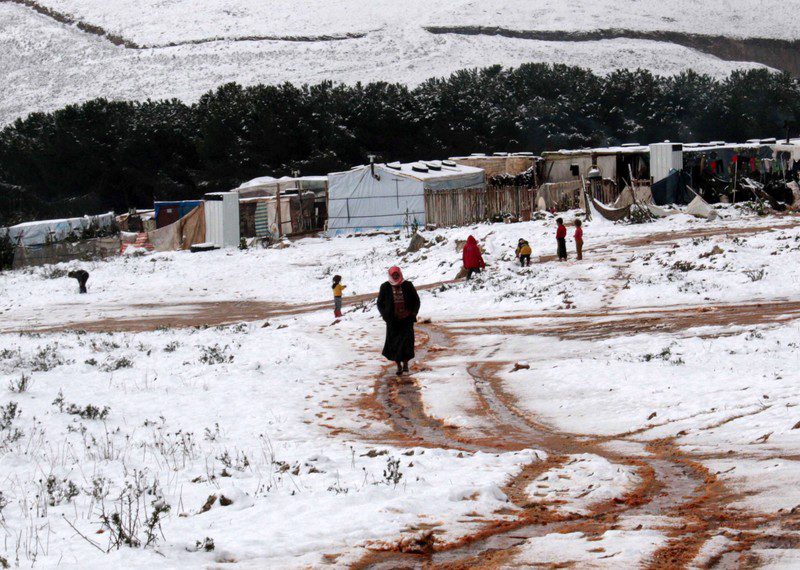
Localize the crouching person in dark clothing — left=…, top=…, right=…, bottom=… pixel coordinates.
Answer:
left=377, top=266, right=421, bottom=376
left=68, top=270, right=89, bottom=294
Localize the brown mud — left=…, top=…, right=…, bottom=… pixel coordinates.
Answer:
left=350, top=320, right=785, bottom=568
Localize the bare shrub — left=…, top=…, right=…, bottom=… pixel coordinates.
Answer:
left=199, top=344, right=234, bottom=365
left=100, top=356, right=133, bottom=372
left=744, top=269, right=765, bottom=282
left=44, top=476, right=80, bottom=506
left=98, top=471, right=170, bottom=550
left=52, top=390, right=110, bottom=420
left=8, top=373, right=32, bottom=393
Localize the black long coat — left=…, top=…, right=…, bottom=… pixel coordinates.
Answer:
left=377, top=281, right=421, bottom=363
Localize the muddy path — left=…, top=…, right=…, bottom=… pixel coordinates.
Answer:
left=352, top=322, right=776, bottom=568
left=444, top=299, right=800, bottom=341
left=12, top=281, right=457, bottom=334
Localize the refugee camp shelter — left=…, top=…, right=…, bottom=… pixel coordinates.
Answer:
left=327, top=161, right=485, bottom=234
left=1, top=212, right=115, bottom=247
left=235, top=176, right=328, bottom=200
left=540, top=144, right=650, bottom=189
left=772, top=138, right=800, bottom=178
left=116, top=209, right=156, bottom=233
left=153, top=200, right=202, bottom=228
left=449, top=153, right=538, bottom=178
left=235, top=175, right=328, bottom=236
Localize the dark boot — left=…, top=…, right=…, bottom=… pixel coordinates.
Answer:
left=402, top=361, right=409, bottom=373
left=396, top=362, right=403, bottom=376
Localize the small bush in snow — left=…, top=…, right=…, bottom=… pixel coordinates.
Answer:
left=52, top=390, right=110, bottom=420
left=44, top=476, right=80, bottom=506
left=30, top=344, right=68, bottom=372
left=193, top=537, right=215, bottom=552
left=88, top=476, right=111, bottom=502
left=216, top=450, right=250, bottom=475
left=101, top=356, right=134, bottom=371
left=199, top=344, right=234, bottom=365
left=204, top=423, right=221, bottom=442
left=382, top=457, right=403, bottom=487
left=671, top=260, right=696, bottom=273
left=744, top=269, right=765, bottom=282
left=0, top=348, right=20, bottom=361
left=98, top=471, right=170, bottom=550
left=8, top=373, right=32, bottom=393
left=163, top=341, right=180, bottom=353
left=0, top=402, right=23, bottom=448
left=1, top=402, right=21, bottom=430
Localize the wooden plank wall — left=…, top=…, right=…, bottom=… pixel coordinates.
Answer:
left=424, top=185, right=535, bottom=228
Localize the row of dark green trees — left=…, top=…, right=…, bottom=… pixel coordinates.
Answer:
left=1, top=64, right=799, bottom=225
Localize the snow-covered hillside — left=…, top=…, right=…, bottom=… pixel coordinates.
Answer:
left=1, top=0, right=794, bottom=125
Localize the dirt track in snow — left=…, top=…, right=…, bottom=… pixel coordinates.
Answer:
left=350, top=319, right=800, bottom=569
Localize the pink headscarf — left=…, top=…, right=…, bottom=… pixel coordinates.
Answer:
left=388, top=266, right=404, bottom=286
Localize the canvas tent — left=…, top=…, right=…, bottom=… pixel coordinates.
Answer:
left=327, top=161, right=485, bottom=234
left=235, top=176, right=328, bottom=200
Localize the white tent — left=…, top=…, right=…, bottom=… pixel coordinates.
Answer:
left=2, top=213, right=115, bottom=247
left=327, top=161, right=484, bottom=234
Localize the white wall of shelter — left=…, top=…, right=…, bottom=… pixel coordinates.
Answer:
left=327, top=161, right=485, bottom=234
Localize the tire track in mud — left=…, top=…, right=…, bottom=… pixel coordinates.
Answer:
left=353, top=323, right=767, bottom=569
left=444, top=299, right=800, bottom=342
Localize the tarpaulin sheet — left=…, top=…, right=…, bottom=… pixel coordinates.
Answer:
left=147, top=204, right=205, bottom=252
left=2, top=212, right=114, bottom=247
left=652, top=170, right=694, bottom=205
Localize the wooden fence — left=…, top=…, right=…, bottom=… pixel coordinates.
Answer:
left=424, top=185, right=535, bottom=228
left=424, top=178, right=634, bottom=228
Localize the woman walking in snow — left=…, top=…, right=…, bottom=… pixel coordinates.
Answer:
left=462, top=235, right=485, bottom=279
left=377, top=266, right=420, bottom=376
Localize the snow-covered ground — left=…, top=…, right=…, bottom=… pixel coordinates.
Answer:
left=0, top=0, right=782, bottom=125
left=3, top=207, right=800, bottom=567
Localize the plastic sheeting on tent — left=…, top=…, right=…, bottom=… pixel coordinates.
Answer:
left=2, top=213, right=115, bottom=247
left=612, top=185, right=654, bottom=209
left=327, top=162, right=484, bottom=234
left=686, top=195, right=718, bottom=220
left=651, top=169, right=694, bottom=205
left=146, top=204, right=206, bottom=252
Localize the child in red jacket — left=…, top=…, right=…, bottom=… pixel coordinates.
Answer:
left=574, top=219, right=584, bottom=260
left=462, top=235, right=485, bottom=279
left=556, top=218, right=567, bottom=261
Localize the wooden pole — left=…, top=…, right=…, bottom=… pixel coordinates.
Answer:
left=276, top=183, right=283, bottom=237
